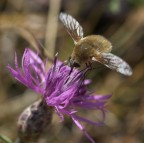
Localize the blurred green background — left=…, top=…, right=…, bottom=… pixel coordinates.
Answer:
left=0, top=0, right=144, bottom=143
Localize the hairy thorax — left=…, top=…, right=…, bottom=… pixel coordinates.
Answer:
left=71, top=35, right=112, bottom=64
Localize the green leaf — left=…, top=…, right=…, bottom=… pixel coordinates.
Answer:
left=0, top=135, right=13, bottom=143
left=109, top=0, right=121, bottom=14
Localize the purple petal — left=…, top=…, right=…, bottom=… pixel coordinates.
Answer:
left=8, top=48, right=46, bottom=94
left=72, top=115, right=104, bottom=126
left=71, top=115, right=96, bottom=143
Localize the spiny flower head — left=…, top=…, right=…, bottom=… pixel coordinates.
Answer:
left=8, top=48, right=111, bottom=143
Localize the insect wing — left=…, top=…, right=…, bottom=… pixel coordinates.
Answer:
left=59, top=12, right=83, bottom=43
left=92, top=53, right=132, bottom=76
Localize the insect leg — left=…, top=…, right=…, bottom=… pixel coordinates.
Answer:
left=69, top=66, right=74, bottom=75
left=85, top=61, right=93, bottom=69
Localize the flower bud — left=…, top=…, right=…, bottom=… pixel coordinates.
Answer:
left=17, top=99, right=52, bottom=143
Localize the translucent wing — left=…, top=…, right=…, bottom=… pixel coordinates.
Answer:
left=59, top=12, right=84, bottom=43
left=92, top=53, right=132, bottom=76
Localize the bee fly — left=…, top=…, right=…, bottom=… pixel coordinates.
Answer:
left=59, top=13, right=132, bottom=76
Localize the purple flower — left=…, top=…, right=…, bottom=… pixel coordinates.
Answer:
left=8, top=48, right=111, bottom=143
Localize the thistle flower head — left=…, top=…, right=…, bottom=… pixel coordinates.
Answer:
left=8, top=48, right=111, bottom=143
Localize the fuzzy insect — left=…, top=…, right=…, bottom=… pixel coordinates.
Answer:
left=59, top=13, right=132, bottom=76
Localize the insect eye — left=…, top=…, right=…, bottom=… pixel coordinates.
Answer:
left=68, top=58, right=80, bottom=68
left=73, top=62, right=80, bottom=67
